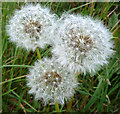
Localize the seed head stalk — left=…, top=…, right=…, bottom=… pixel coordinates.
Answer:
left=36, top=48, right=41, bottom=60
left=66, top=73, right=80, bottom=112
left=55, top=101, right=60, bottom=112
left=66, top=97, right=73, bottom=112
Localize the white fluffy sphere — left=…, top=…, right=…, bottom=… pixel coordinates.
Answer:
left=26, top=58, right=78, bottom=105
left=52, top=14, right=114, bottom=75
left=6, top=4, right=56, bottom=51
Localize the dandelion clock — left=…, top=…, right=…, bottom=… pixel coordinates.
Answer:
left=6, top=4, right=56, bottom=51
left=52, top=14, right=114, bottom=75
left=26, top=58, right=78, bottom=105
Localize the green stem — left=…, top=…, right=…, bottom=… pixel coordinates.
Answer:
left=66, top=72, right=80, bottom=112
left=36, top=48, right=41, bottom=60
left=66, top=97, right=73, bottom=112
left=46, top=104, right=50, bottom=112
left=55, top=101, right=60, bottom=112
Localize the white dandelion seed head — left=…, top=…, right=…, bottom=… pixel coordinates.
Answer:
left=26, top=58, right=78, bottom=105
left=6, top=4, right=56, bottom=51
left=52, top=14, right=115, bottom=75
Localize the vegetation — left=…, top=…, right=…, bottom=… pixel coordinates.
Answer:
left=1, top=2, right=120, bottom=113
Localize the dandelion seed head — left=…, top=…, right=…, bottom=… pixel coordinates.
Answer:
left=26, top=58, right=78, bottom=105
left=6, top=4, right=56, bottom=51
left=52, top=14, right=114, bottom=75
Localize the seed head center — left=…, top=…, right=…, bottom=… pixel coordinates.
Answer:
left=44, top=71, right=62, bottom=88
left=24, top=20, right=41, bottom=38
left=66, top=30, right=93, bottom=53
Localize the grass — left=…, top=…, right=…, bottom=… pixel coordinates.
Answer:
left=1, top=2, right=120, bottom=113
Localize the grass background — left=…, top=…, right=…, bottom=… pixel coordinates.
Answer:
left=1, top=2, right=120, bottom=113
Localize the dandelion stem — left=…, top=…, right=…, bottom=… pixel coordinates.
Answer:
left=55, top=101, right=60, bottom=112
left=36, top=48, right=41, bottom=60
left=46, top=104, right=50, bottom=112
left=66, top=73, right=79, bottom=112
left=66, top=97, right=73, bottom=112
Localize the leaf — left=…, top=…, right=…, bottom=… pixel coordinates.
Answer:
left=108, top=12, right=118, bottom=28
left=96, top=3, right=104, bottom=11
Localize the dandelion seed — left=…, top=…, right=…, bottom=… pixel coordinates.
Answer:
left=48, top=74, right=51, bottom=77
left=56, top=77, right=59, bottom=81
